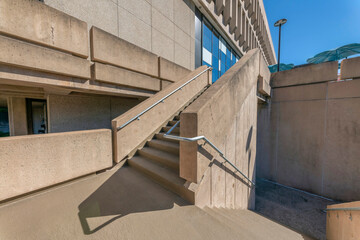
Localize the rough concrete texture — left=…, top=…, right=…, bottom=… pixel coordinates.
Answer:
left=90, top=27, right=159, bottom=77
left=44, top=0, right=195, bottom=69
left=0, top=165, right=307, bottom=240
left=340, top=56, right=360, bottom=80
left=159, top=57, right=191, bottom=82
left=0, top=0, right=89, bottom=58
left=7, top=97, right=28, bottom=136
left=255, top=179, right=336, bottom=240
left=48, top=94, right=141, bottom=133
left=258, top=75, right=271, bottom=96
left=112, top=66, right=210, bottom=163
left=257, top=74, right=360, bottom=201
left=0, top=129, right=112, bottom=202
left=0, top=64, right=154, bottom=99
left=180, top=49, right=269, bottom=209
left=326, top=201, right=360, bottom=240
left=93, top=63, right=160, bottom=91
left=0, top=35, right=90, bottom=79
left=271, top=61, right=338, bottom=88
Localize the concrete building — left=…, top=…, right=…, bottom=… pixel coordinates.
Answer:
left=0, top=0, right=358, bottom=240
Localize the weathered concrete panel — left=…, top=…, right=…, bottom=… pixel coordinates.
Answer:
left=323, top=98, right=360, bottom=201
left=93, top=63, right=160, bottom=91
left=0, top=0, right=88, bottom=58
left=180, top=50, right=265, bottom=209
left=0, top=129, right=112, bottom=201
left=0, top=35, right=90, bottom=79
left=272, top=83, right=327, bottom=102
left=328, top=79, right=360, bottom=99
left=258, top=76, right=270, bottom=96
left=271, top=61, right=338, bottom=88
left=276, top=101, right=326, bottom=194
left=90, top=27, right=159, bottom=77
left=159, top=57, right=191, bottom=82
left=340, top=56, right=360, bottom=80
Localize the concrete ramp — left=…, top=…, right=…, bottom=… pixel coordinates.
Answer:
left=0, top=165, right=309, bottom=240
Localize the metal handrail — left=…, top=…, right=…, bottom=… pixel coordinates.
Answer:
left=117, top=67, right=212, bottom=130
left=164, top=121, right=256, bottom=187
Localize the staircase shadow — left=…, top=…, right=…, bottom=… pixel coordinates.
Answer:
left=78, top=165, right=189, bottom=235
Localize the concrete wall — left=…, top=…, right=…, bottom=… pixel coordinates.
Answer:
left=257, top=59, right=360, bottom=202
left=180, top=49, right=269, bottom=209
left=0, top=129, right=112, bottom=202
left=43, top=0, right=196, bottom=70
left=48, top=94, right=141, bottom=133
left=326, top=201, right=360, bottom=240
left=0, top=0, right=191, bottom=100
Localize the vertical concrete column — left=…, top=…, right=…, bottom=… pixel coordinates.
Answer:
left=8, top=97, right=28, bottom=136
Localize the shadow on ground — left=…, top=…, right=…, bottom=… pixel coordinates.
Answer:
left=254, top=178, right=338, bottom=240
left=78, top=165, right=189, bottom=234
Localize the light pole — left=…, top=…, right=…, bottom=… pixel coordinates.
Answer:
left=274, top=19, right=287, bottom=72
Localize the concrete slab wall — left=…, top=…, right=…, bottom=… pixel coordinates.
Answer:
left=48, top=94, right=141, bottom=133
left=0, top=129, right=112, bottom=202
left=326, top=201, right=360, bottom=240
left=43, top=0, right=196, bottom=70
left=180, top=49, right=269, bottom=209
left=257, top=62, right=360, bottom=202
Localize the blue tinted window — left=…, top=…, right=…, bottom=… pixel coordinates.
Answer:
left=201, top=20, right=241, bottom=83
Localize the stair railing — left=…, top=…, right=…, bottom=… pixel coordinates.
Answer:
left=117, top=67, right=212, bottom=130
left=164, top=121, right=256, bottom=187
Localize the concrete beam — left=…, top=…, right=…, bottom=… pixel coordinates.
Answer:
left=271, top=61, right=339, bottom=88
left=159, top=57, right=191, bottom=82
left=340, top=56, right=360, bottom=80
left=0, top=0, right=88, bottom=58
left=93, top=63, right=160, bottom=92
left=90, top=27, right=159, bottom=78
left=0, top=35, right=91, bottom=79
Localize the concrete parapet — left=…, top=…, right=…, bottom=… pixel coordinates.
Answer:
left=0, top=0, right=88, bottom=58
left=159, top=57, right=191, bottom=82
left=271, top=61, right=338, bottom=88
left=91, top=27, right=159, bottom=77
left=0, top=35, right=91, bottom=79
left=340, top=56, right=360, bottom=80
left=326, top=201, right=360, bottom=240
left=0, top=129, right=112, bottom=202
left=180, top=49, right=269, bottom=208
left=93, top=63, right=160, bottom=92
left=112, top=66, right=211, bottom=163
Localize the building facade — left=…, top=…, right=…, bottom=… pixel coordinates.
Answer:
left=0, top=0, right=275, bottom=138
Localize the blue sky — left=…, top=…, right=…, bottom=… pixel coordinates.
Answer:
left=263, top=0, right=360, bottom=65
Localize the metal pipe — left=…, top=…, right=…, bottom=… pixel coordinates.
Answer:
left=277, top=24, right=281, bottom=72
left=117, top=67, right=212, bottom=131
left=164, top=121, right=255, bottom=187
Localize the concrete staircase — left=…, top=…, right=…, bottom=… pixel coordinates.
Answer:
left=128, top=114, right=195, bottom=202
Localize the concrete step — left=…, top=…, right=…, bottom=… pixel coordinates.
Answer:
left=138, top=147, right=179, bottom=172
left=147, top=139, right=179, bottom=155
left=168, top=120, right=179, bottom=126
left=128, top=156, right=194, bottom=203
left=162, top=126, right=180, bottom=134
left=155, top=132, right=179, bottom=143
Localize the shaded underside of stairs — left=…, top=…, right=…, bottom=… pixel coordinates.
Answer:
left=0, top=165, right=310, bottom=240
left=255, top=178, right=337, bottom=240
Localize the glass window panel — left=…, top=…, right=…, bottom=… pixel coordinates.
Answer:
left=0, top=98, right=9, bottom=137
left=203, top=35, right=211, bottom=51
